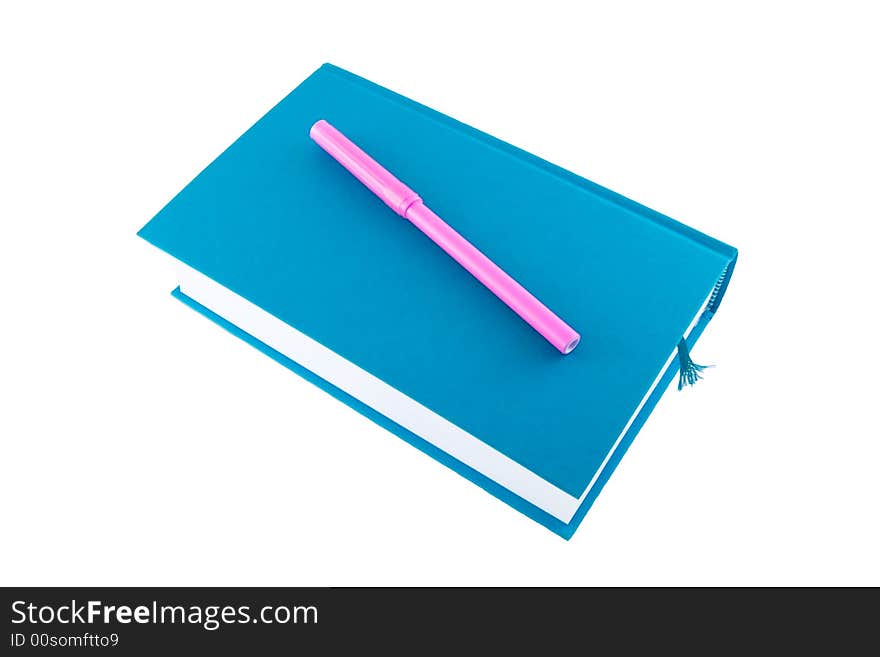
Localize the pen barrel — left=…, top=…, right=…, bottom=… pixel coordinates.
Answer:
left=310, top=119, right=579, bottom=354
left=405, top=201, right=580, bottom=354
left=310, top=120, right=421, bottom=217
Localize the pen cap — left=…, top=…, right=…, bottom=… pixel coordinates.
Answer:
left=310, top=119, right=421, bottom=217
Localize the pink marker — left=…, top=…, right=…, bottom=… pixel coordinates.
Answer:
left=310, top=119, right=581, bottom=355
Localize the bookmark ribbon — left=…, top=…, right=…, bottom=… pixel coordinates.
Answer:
left=677, top=338, right=712, bottom=389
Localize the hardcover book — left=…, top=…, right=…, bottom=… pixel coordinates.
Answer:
left=139, top=63, right=737, bottom=538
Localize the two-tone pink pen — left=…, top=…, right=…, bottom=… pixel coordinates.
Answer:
left=309, top=119, right=581, bottom=355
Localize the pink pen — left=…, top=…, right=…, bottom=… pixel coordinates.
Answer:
left=310, top=119, right=581, bottom=355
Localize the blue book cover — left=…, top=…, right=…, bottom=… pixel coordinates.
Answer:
left=138, top=63, right=737, bottom=538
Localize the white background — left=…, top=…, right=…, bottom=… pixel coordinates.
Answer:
left=2, top=1, right=878, bottom=586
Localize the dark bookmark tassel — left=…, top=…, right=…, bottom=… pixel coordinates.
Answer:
left=677, top=338, right=712, bottom=390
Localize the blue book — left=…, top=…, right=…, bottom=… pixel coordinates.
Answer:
left=139, top=63, right=737, bottom=538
